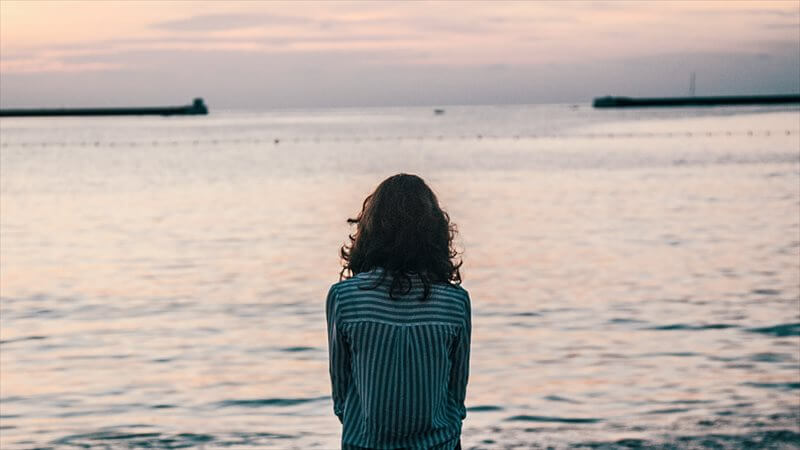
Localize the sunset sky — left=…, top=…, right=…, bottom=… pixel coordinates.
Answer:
left=1, top=1, right=798, bottom=108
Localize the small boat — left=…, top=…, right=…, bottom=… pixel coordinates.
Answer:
left=434, top=108, right=445, bottom=115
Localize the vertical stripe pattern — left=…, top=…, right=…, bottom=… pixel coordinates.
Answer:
left=327, top=269, right=471, bottom=450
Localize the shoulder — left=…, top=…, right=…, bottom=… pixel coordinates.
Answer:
left=329, top=276, right=367, bottom=296
left=327, top=276, right=374, bottom=308
left=326, top=279, right=362, bottom=319
left=431, top=282, right=470, bottom=312
left=448, top=283, right=470, bottom=299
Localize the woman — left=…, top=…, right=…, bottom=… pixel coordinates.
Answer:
left=326, top=174, right=471, bottom=450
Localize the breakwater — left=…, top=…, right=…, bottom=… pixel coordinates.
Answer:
left=0, top=98, right=208, bottom=117
left=594, top=94, right=800, bottom=108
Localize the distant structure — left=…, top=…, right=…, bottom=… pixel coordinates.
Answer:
left=689, top=71, right=696, bottom=97
left=593, top=94, right=800, bottom=108
left=0, top=98, right=208, bottom=117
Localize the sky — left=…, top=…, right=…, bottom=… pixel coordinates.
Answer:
left=1, top=1, right=798, bottom=109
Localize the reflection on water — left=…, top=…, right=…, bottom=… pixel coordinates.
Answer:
left=1, top=105, right=799, bottom=449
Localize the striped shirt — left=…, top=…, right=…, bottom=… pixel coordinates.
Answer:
left=326, top=268, right=471, bottom=450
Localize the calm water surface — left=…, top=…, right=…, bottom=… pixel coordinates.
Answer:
left=1, top=104, right=799, bottom=449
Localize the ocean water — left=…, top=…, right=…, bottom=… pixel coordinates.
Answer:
left=1, top=104, right=798, bottom=449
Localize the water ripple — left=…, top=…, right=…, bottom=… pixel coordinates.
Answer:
left=505, top=415, right=602, bottom=423
left=0, top=335, right=47, bottom=345
left=572, top=430, right=800, bottom=449
left=742, top=382, right=800, bottom=390
left=746, top=323, right=800, bottom=337
left=49, top=429, right=299, bottom=449
left=467, top=405, right=504, bottom=412
left=281, top=346, right=317, bottom=352
left=645, top=323, right=738, bottom=331
left=214, top=396, right=329, bottom=408
left=543, top=395, right=582, bottom=404
left=645, top=407, right=691, bottom=414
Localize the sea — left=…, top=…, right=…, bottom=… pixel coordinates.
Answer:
left=1, top=103, right=799, bottom=449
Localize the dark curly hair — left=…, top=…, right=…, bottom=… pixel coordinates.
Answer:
left=339, top=173, right=462, bottom=300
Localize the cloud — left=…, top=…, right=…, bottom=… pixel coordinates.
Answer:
left=762, top=22, right=800, bottom=30
left=744, top=8, right=800, bottom=18
left=2, top=2, right=798, bottom=107
left=0, top=58, right=124, bottom=74
left=0, top=51, right=35, bottom=61
left=148, top=11, right=500, bottom=37
left=692, top=6, right=800, bottom=19
left=2, top=42, right=797, bottom=109
left=150, top=13, right=313, bottom=31
left=0, top=31, right=431, bottom=74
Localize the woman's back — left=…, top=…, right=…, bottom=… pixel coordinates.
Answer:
left=327, top=269, right=471, bottom=449
left=328, top=173, right=470, bottom=449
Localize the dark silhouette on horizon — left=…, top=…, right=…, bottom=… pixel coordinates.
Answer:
left=0, top=98, right=208, bottom=117
left=594, top=94, right=800, bottom=108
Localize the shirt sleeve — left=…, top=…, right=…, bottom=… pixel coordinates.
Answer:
left=326, top=285, right=351, bottom=423
left=449, top=290, right=471, bottom=420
